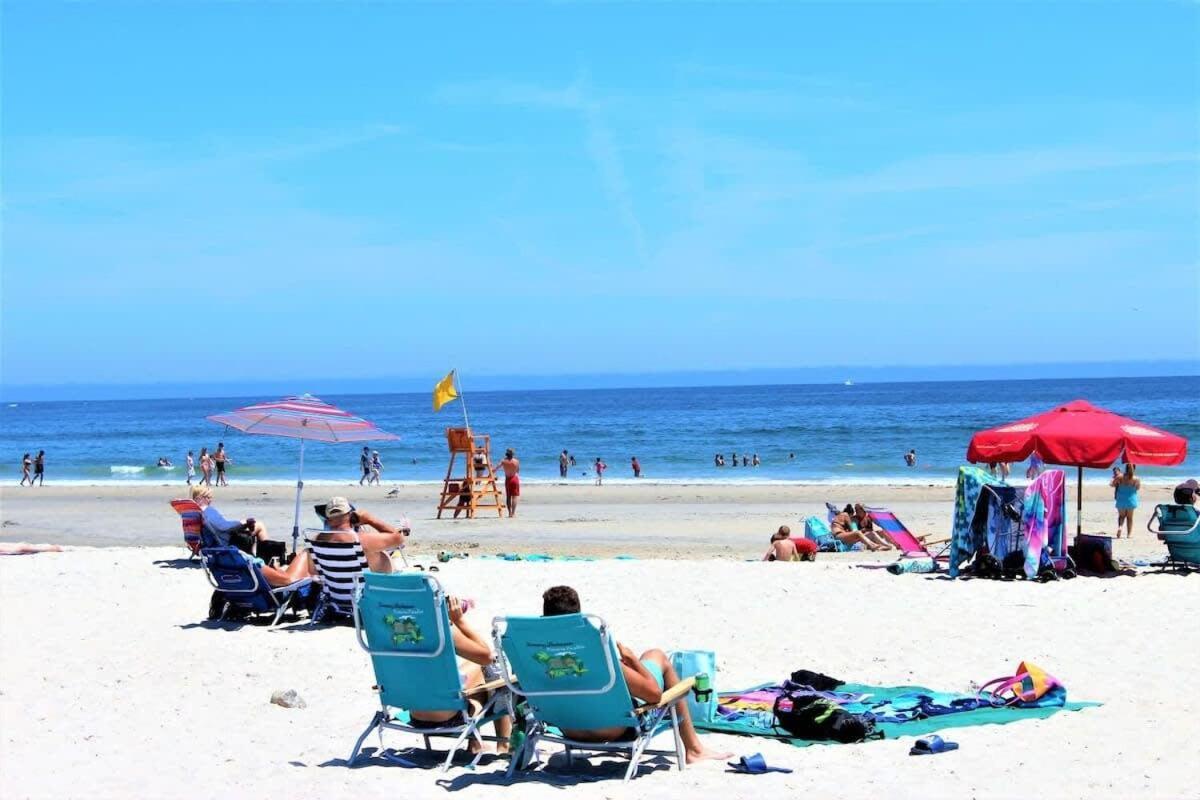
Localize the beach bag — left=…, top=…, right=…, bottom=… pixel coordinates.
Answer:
left=1070, top=533, right=1115, bottom=574
left=804, top=516, right=839, bottom=552
left=978, top=661, right=1065, bottom=707
left=670, top=650, right=718, bottom=723
left=772, top=691, right=878, bottom=743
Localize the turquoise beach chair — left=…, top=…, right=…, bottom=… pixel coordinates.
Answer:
left=1147, top=504, right=1200, bottom=571
left=492, top=613, right=695, bottom=783
left=348, top=572, right=510, bottom=771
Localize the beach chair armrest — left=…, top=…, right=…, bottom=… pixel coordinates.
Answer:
left=635, top=676, right=695, bottom=714
left=466, top=678, right=508, bottom=697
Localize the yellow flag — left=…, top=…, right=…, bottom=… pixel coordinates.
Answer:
left=433, top=370, right=459, bottom=412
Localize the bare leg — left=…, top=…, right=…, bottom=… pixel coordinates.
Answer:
left=638, top=649, right=732, bottom=764
left=863, top=530, right=893, bottom=550
left=837, top=531, right=883, bottom=551
left=261, top=552, right=311, bottom=586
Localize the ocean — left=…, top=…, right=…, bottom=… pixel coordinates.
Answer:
left=2, top=376, right=1196, bottom=486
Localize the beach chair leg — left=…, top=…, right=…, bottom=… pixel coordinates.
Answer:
left=423, top=735, right=432, bottom=752
left=670, top=705, right=685, bottom=771
left=348, top=712, right=383, bottom=765
left=563, top=746, right=573, bottom=767
left=623, top=734, right=651, bottom=783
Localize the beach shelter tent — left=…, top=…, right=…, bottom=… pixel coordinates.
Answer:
left=966, top=400, right=1188, bottom=536
left=207, top=394, right=399, bottom=552
left=949, top=465, right=1005, bottom=577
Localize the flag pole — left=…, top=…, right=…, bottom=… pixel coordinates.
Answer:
left=455, top=368, right=471, bottom=431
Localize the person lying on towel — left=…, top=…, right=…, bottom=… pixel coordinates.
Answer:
left=541, top=585, right=732, bottom=764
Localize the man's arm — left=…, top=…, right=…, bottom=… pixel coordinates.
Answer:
left=355, top=509, right=407, bottom=550
left=617, top=643, right=662, bottom=705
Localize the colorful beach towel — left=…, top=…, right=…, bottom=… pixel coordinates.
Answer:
left=697, top=680, right=1095, bottom=747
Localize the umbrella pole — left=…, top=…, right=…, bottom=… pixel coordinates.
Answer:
left=292, top=439, right=306, bottom=554
left=1076, top=465, right=1083, bottom=537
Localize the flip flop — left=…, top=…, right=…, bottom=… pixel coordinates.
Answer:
left=909, top=735, right=959, bottom=756
left=727, top=753, right=793, bottom=774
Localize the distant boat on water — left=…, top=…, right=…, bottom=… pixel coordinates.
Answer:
left=843, top=379, right=854, bottom=386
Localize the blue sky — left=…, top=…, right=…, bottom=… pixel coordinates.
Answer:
left=2, top=2, right=1197, bottom=389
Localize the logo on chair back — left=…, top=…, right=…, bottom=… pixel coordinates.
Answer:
left=383, top=613, right=424, bottom=646
left=534, top=650, right=586, bottom=678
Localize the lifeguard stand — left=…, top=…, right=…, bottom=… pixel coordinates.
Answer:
left=437, top=427, right=504, bottom=519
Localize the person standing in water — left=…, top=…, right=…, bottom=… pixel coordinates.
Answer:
left=1112, top=463, right=1141, bottom=539
left=631, top=456, right=642, bottom=478
left=559, top=450, right=570, bottom=478
left=32, top=450, right=45, bottom=485
left=20, top=453, right=32, bottom=486
left=497, top=448, right=520, bottom=517
left=904, top=449, right=917, bottom=467
left=751, top=453, right=760, bottom=467
left=594, top=457, right=607, bottom=485
left=213, top=442, right=229, bottom=486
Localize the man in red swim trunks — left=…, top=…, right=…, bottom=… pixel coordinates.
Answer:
left=498, top=448, right=520, bottom=518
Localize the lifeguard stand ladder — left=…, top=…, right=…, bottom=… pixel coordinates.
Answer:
left=437, top=427, right=504, bottom=519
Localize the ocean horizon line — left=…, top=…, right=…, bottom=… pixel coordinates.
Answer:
left=3, top=359, right=1197, bottom=403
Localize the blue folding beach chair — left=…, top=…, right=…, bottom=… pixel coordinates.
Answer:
left=1147, top=503, right=1200, bottom=572
left=200, top=546, right=312, bottom=627
left=493, top=613, right=695, bottom=783
left=348, top=572, right=510, bottom=771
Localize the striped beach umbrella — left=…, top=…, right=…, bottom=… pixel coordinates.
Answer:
left=208, top=394, right=399, bottom=550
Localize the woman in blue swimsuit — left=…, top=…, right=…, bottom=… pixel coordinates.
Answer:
left=1112, top=463, right=1141, bottom=539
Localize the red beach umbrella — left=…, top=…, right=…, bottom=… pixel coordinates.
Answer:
left=208, top=394, right=399, bottom=550
left=967, top=399, right=1188, bottom=534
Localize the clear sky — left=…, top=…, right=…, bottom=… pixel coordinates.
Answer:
left=2, top=2, right=1197, bottom=389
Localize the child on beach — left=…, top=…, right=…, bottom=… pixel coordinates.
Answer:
left=763, top=525, right=817, bottom=561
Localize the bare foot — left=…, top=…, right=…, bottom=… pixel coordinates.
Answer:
left=686, top=746, right=734, bottom=764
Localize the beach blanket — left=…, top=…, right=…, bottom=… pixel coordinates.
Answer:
left=696, top=681, right=1096, bottom=746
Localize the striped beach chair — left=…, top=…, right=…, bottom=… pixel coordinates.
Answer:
left=169, top=499, right=205, bottom=560
left=865, top=506, right=950, bottom=562
left=306, top=533, right=368, bottom=622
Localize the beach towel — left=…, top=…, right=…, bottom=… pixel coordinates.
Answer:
left=950, top=466, right=1006, bottom=577
left=697, top=678, right=1095, bottom=747
left=1023, top=469, right=1067, bottom=578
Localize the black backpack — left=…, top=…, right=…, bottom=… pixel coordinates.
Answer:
left=772, top=691, right=880, bottom=743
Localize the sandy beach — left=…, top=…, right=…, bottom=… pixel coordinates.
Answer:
left=0, top=481, right=1175, bottom=559
left=2, top=481, right=1197, bottom=798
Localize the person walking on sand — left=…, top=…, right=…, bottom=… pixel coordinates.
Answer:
left=559, top=450, right=569, bottom=478
left=32, top=450, right=45, bottom=486
left=19, top=453, right=32, bottom=486
left=369, top=450, right=383, bottom=485
left=213, top=442, right=229, bottom=486
left=498, top=448, right=520, bottom=517
left=1112, top=463, right=1141, bottom=539
left=594, top=457, right=607, bottom=485
left=186, top=450, right=195, bottom=485
left=199, top=447, right=213, bottom=485
left=631, top=456, right=642, bottom=478
left=359, top=446, right=371, bottom=486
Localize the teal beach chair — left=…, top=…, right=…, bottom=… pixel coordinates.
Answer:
left=492, top=613, right=695, bottom=783
left=349, top=572, right=510, bottom=770
left=1147, top=504, right=1200, bottom=571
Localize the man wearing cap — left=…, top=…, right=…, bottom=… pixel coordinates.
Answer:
left=314, top=495, right=410, bottom=573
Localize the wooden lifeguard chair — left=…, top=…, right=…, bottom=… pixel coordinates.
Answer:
left=437, top=427, right=504, bottom=519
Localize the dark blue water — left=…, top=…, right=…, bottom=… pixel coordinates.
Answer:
left=2, top=377, right=1196, bottom=485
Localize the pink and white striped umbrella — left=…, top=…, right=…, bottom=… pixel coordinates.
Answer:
left=206, top=394, right=398, bottom=550
left=207, top=394, right=399, bottom=443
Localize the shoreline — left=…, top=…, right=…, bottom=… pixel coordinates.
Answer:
left=0, top=481, right=1173, bottom=558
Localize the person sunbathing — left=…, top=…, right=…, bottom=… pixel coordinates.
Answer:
left=311, top=496, right=409, bottom=573
left=406, top=595, right=512, bottom=751
left=541, top=585, right=732, bottom=764
left=830, top=505, right=892, bottom=551
left=191, top=485, right=273, bottom=553
left=762, top=525, right=817, bottom=561
left=852, top=504, right=896, bottom=548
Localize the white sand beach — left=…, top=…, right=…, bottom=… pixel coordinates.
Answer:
left=1, top=483, right=1197, bottom=799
